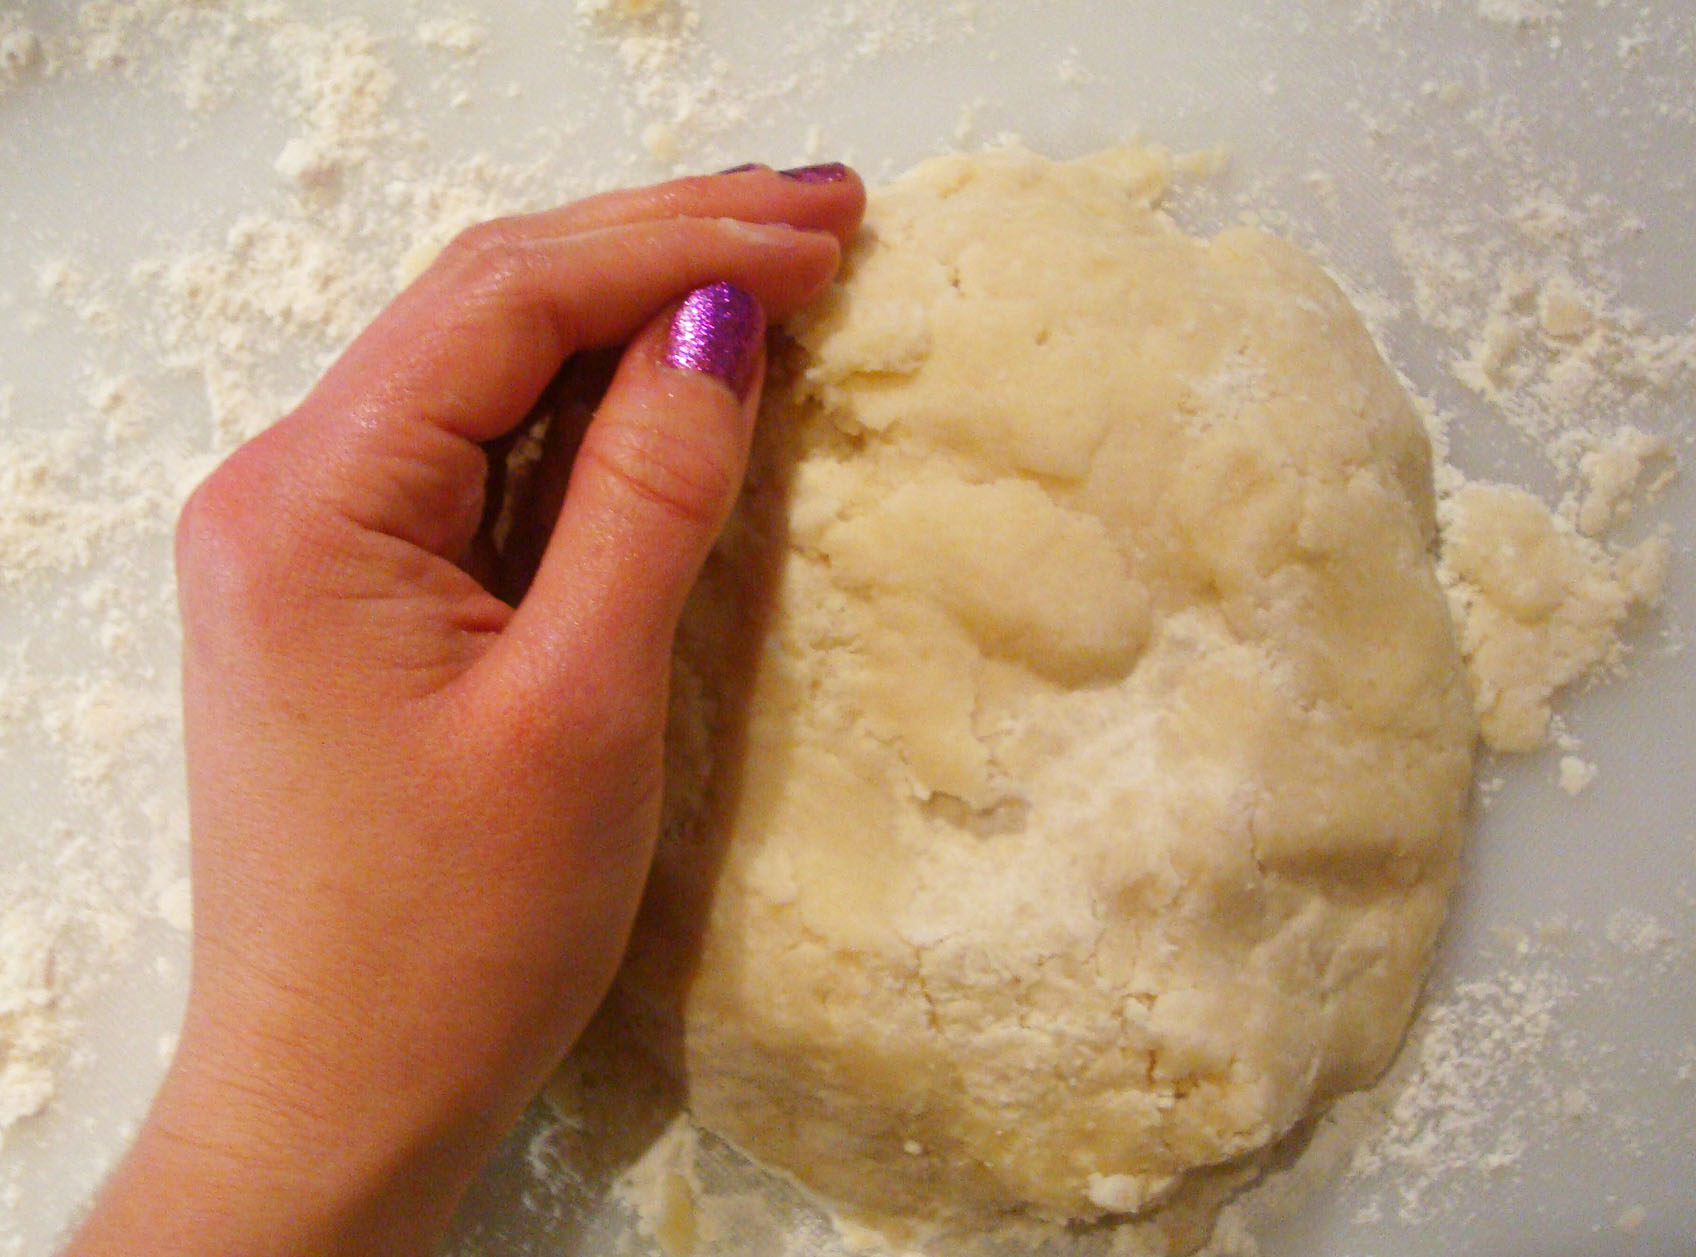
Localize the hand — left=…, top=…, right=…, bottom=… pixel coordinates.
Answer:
left=65, top=164, right=865, bottom=1257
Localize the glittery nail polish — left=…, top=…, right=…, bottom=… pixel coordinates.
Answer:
left=778, top=162, right=850, bottom=184
left=716, top=162, right=763, bottom=174
left=665, top=282, right=763, bottom=400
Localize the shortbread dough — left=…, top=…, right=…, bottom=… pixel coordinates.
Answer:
left=615, top=147, right=1477, bottom=1238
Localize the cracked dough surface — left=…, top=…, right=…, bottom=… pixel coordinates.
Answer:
left=616, top=147, right=1477, bottom=1239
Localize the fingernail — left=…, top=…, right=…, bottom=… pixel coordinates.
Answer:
left=716, top=162, right=763, bottom=174
left=778, top=162, right=850, bottom=184
left=666, top=282, right=763, bottom=400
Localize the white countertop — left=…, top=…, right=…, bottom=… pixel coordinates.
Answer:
left=1, top=3, right=1691, bottom=1254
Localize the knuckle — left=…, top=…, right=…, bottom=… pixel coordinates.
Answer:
left=440, top=215, right=519, bottom=262
left=580, top=417, right=740, bottom=534
left=438, top=218, right=537, bottom=296
left=174, top=440, right=306, bottom=625
left=469, top=663, right=662, bottom=788
left=552, top=678, right=667, bottom=785
left=174, top=455, right=260, bottom=571
left=659, top=174, right=735, bottom=215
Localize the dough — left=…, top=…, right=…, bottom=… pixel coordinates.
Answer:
left=615, top=147, right=1477, bottom=1240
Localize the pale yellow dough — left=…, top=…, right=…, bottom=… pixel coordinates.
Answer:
left=615, top=147, right=1478, bottom=1239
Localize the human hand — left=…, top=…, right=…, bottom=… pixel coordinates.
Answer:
left=66, top=164, right=865, bottom=1257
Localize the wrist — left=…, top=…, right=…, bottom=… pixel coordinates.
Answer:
left=66, top=1019, right=501, bottom=1257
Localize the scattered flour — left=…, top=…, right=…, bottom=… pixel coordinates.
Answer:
left=267, top=19, right=398, bottom=194
left=0, top=906, right=70, bottom=1142
left=1449, top=252, right=1696, bottom=456
left=1603, top=908, right=1672, bottom=959
left=1343, top=962, right=1568, bottom=1222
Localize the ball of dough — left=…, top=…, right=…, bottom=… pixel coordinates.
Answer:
left=616, top=147, right=1477, bottom=1239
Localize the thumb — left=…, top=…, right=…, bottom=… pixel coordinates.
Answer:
left=495, top=281, right=766, bottom=712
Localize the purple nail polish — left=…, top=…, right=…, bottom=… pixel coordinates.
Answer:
left=716, top=162, right=763, bottom=174
left=666, top=282, right=763, bottom=399
left=778, top=162, right=850, bottom=184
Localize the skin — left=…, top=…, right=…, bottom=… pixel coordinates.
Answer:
left=63, top=166, right=866, bottom=1257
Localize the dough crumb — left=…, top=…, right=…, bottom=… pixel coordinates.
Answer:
left=1439, top=482, right=1667, bottom=752
left=642, top=119, right=681, bottom=161
left=274, top=136, right=341, bottom=191
left=1555, top=755, right=1596, bottom=796
left=0, top=904, right=71, bottom=1136
left=1476, top=0, right=1559, bottom=28
left=415, top=17, right=487, bottom=54
left=1558, top=1084, right=1593, bottom=1119
left=0, top=24, right=42, bottom=79
left=579, top=0, right=673, bottom=17
left=613, top=1115, right=705, bottom=1257
left=1568, top=425, right=1676, bottom=537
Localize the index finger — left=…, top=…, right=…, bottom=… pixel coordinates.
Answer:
left=298, top=167, right=865, bottom=445
left=484, top=163, right=865, bottom=249
left=305, top=214, right=843, bottom=445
